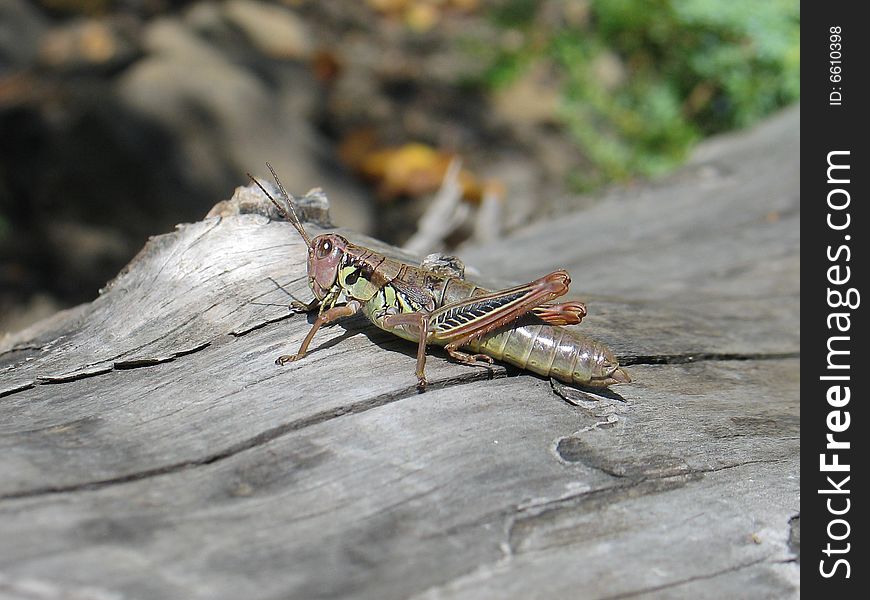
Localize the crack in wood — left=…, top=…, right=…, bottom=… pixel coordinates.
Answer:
left=0, top=382, right=35, bottom=398
left=787, top=513, right=800, bottom=564
left=0, top=345, right=799, bottom=401
left=36, top=365, right=114, bottom=384
left=229, top=312, right=294, bottom=336
left=0, top=369, right=503, bottom=501
left=433, top=456, right=788, bottom=562
left=502, top=458, right=790, bottom=554
left=5, top=343, right=213, bottom=393
left=113, top=342, right=211, bottom=369
left=598, top=556, right=771, bottom=599
left=618, top=351, right=798, bottom=366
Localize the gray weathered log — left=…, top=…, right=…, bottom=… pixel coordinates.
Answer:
left=0, top=106, right=799, bottom=599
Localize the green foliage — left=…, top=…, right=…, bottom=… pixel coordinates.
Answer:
left=481, top=0, right=800, bottom=189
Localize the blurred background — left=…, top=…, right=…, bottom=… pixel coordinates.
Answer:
left=0, top=0, right=799, bottom=336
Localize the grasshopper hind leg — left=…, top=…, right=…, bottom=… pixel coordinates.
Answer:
left=384, top=270, right=571, bottom=388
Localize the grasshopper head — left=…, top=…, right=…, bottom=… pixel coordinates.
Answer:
left=307, top=233, right=349, bottom=300
left=249, top=163, right=346, bottom=300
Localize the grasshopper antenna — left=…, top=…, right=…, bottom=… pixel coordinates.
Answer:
left=246, top=163, right=312, bottom=246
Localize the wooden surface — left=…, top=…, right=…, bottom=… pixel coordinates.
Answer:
left=0, top=106, right=800, bottom=599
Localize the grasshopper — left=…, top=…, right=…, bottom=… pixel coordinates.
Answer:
left=251, top=164, right=630, bottom=389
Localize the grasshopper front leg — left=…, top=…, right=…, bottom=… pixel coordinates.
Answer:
left=277, top=300, right=361, bottom=365
left=290, top=297, right=320, bottom=314
left=384, top=270, right=572, bottom=388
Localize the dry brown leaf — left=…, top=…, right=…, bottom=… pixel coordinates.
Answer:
left=338, top=133, right=489, bottom=202
left=367, top=0, right=481, bottom=29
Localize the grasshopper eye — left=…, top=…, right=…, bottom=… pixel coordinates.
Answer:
left=316, top=239, right=332, bottom=259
